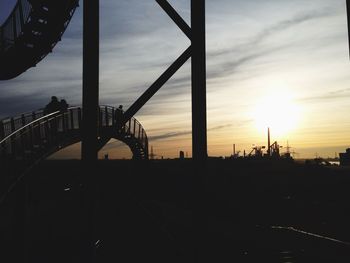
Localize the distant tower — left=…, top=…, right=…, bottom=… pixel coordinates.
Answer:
left=150, top=146, right=155, bottom=160
left=179, top=151, right=185, bottom=160
left=286, top=141, right=291, bottom=154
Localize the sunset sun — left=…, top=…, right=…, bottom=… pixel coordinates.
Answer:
left=253, top=89, right=301, bottom=138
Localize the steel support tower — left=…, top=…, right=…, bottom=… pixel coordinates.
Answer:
left=82, top=0, right=99, bottom=162
left=191, top=0, right=207, bottom=162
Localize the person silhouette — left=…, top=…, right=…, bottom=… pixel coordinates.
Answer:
left=116, top=105, right=123, bottom=128
left=60, top=99, right=69, bottom=112
left=44, top=96, right=61, bottom=115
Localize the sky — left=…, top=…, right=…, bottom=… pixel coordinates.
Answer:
left=1, top=0, right=350, bottom=159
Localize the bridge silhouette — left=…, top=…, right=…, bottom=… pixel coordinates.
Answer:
left=0, top=106, right=148, bottom=163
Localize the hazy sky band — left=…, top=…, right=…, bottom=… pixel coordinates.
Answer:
left=1, top=0, right=349, bottom=159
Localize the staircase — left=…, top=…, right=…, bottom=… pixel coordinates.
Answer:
left=0, top=0, right=79, bottom=80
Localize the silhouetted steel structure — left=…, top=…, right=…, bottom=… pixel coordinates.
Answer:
left=347, top=0, right=350, bottom=58
left=124, top=0, right=208, bottom=162
left=1, top=0, right=208, bottom=162
left=191, top=0, right=207, bottom=162
left=0, top=105, right=148, bottom=193
left=82, top=0, right=100, bottom=162
left=0, top=0, right=79, bottom=80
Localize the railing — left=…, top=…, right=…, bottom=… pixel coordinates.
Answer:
left=99, top=105, right=149, bottom=156
left=0, top=106, right=148, bottom=160
left=0, top=0, right=32, bottom=52
left=0, top=109, right=45, bottom=140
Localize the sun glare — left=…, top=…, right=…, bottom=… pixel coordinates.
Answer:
left=252, top=89, right=301, bottom=138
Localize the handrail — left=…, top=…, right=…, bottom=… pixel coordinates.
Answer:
left=0, top=106, right=81, bottom=144
left=0, top=110, right=60, bottom=144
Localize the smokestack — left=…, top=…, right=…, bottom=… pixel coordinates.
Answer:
left=233, top=144, right=236, bottom=156
left=268, top=127, right=271, bottom=157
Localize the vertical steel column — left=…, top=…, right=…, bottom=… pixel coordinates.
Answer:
left=82, top=0, right=99, bottom=162
left=347, top=0, right=350, bottom=59
left=191, top=0, right=207, bottom=162
left=81, top=1, right=99, bottom=262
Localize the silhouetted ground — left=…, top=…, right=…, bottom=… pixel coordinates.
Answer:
left=1, top=159, right=350, bottom=262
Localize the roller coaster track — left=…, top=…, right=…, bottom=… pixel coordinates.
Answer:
left=0, top=0, right=79, bottom=80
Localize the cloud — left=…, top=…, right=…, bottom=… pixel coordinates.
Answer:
left=149, top=122, right=251, bottom=141
left=299, top=88, right=350, bottom=103
left=205, top=8, right=336, bottom=86
left=149, top=130, right=191, bottom=141
left=208, top=8, right=334, bottom=58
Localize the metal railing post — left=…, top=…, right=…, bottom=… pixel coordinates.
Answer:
left=78, top=108, right=82, bottom=129
left=20, top=114, right=26, bottom=156
left=133, top=119, right=136, bottom=137
left=10, top=118, right=15, bottom=133
left=112, top=108, right=115, bottom=126
left=10, top=118, right=16, bottom=155
left=70, top=109, right=74, bottom=130
left=21, top=114, right=25, bottom=126
left=0, top=121, right=4, bottom=139
left=62, top=114, right=67, bottom=132
left=28, top=124, right=33, bottom=151
left=105, top=106, right=109, bottom=127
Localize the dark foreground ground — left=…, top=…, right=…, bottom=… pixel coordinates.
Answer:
left=1, top=159, right=350, bottom=262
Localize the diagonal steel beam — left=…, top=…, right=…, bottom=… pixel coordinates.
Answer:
left=156, top=0, right=192, bottom=40
left=123, top=46, right=192, bottom=124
